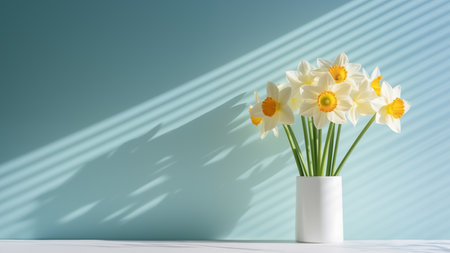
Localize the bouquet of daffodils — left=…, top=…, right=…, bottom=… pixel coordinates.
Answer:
left=249, top=53, right=410, bottom=176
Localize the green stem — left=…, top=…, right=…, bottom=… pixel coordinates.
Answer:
left=313, top=125, right=320, bottom=175
left=301, top=116, right=313, bottom=176
left=331, top=124, right=341, bottom=176
left=320, top=123, right=334, bottom=176
left=308, top=117, right=317, bottom=176
left=318, top=129, right=322, bottom=172
left=283, top=125, right=303, bottom=176
left=334, top=115, right=376, bottom=176
left=326, top=125, right=335, bottom=176
left=287, top=125, right=308, bottom=176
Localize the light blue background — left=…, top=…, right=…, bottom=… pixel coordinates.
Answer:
left=1, top=0, right=449, bottom=240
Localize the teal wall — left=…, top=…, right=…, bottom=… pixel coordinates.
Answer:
left=1, top=0, right=449, bottom=239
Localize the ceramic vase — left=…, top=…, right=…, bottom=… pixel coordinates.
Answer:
left=296, top=176, right=343, bottom=243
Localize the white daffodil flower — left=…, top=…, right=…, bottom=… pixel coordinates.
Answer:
left=348, top=79, right=385, bottom=126
left=250, top=82, right=295, bottom=138
left=376, top=81, right=410, bottom=133
left=278, top=82, right=302, bottom=114
left=363, top=66, right=383, bottom=96
left=285, top=60, right=318, bottom=88
left=313, top=52, right=364, bottom=87
left=300, top=74, right=353, bottom=129
left=249, top=91, right=279, bottom=139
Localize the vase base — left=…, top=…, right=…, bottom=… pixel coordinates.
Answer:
left=296, top=239, right=344, bottom=244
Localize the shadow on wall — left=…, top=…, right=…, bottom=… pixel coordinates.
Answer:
left=29, top=95, right=291, bottom=239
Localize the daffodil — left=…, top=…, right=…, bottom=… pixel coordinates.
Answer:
left=278, top=82, right=302, bottom=114
left=348, top=79, right=384, bottom=126
left=286, top=60, right=318, bottom=88
left=313, top=52, right=364, bottom=86
left=376, top=81, right=410, bottom=133
left=250, top=82, right=295, bottom=137
left=300, top=74, right=353, bottom=129
left=363, top=66, right=383, bottom=96
left=248, top=54, right=411, bottom=177
left=249, top=91, right=279, bottom=139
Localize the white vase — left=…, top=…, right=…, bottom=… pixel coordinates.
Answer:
left=296, top=176, right=343, bottom=243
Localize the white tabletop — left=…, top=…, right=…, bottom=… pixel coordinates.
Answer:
left=1, top=240, right=450, bottom=253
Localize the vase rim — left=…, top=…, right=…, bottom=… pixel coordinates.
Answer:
left=297, top=176, right=341, bottom=178
left=297, top=176, right=342, bottom=181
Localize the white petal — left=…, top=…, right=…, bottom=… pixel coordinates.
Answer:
left=347, top=63, right=361, bottom=73
left=279, top=86, right=292, bottom=103
left=299, top=100, right=316, bottom=117
left=318, top=74, right=334, bottom=89
left=358, top=100, right=376, bottom=115
left=250, top=102, right=264, bottom=118
left=286, top=71, right=302, bottom=86
left=372, top=66, right=381, bottom=79
left=288, top=91, right=302, bottom=114
left=375, top=106, right=388, bottom=124
left=311, top=69, right=327, bottom=77
left=376, top=106, right=388, bottom=124
left=344, top=78, right=358, bottom=90
left=337, top=97, right=353, bottom=111
left=298, top=60, right=312, bottom=74
left=299, top=73, right=316, bottom=85
left=302, top=85, right=321, bottom=98
left=387, top=117, right=401, bottom=133
left=260, top=121, right=268, bottom=139
left=277, top=82, right=288, bottom=90
left=267, top=82, right=279, bottom=100
left=350, top=72, right=365, bottom=81
left=272, top=126, right=279, bottom=137
left=317, top=58, right=332, bottom=68
left=358, top=80, right=372, bottom=92
left=404, top=100, right=411, bottom=113
left=329, top=110, right=347, bottom=124
left=314, top=112, right=329, bottom=129
left=334, top=52, right=348, bottom=66
left=376, top=112, right=382, bottom=124
left=362, top=68, right=369, bottom=79
left=333, top=82, right=352, bottom=96
left=279, top=105, right=295, bottom=124
left=356, top=88, right=377, bottom=102
left=370, top=96, right=385, bottom=112
left=291, top=85, right=301, bottom=96
left=254, top=91, right=260, bottom=103
left=347, top=106, right=359, bottom=126
left=392, top=85, right=401, bottom=99
left=381, top=81, right=394, bottom=102
left=264, top=115, right=278, bottom=132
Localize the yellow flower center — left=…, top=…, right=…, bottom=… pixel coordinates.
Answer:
left=317, top=91, right=338, bottom=112
left=329, top=65, right=347, bottom=83
left=371, top=76, right=383, bottom=96
left=248, top=107, right=262, bottom=126
left=387, top=98, right=405, bottom=119
left=262, top=97, right=280, bottom=117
